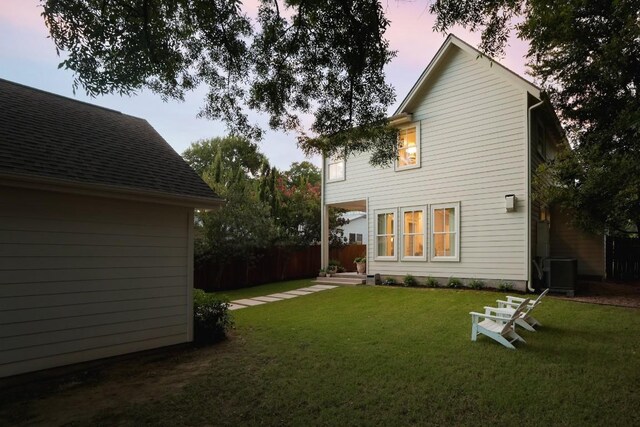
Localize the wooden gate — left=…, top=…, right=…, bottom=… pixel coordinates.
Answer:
left=606, top=237, right=640, bottom=281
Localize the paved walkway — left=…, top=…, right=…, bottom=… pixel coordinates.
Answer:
left=229, top=284, right=338, bottom=310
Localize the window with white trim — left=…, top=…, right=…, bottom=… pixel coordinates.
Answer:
left=375, top=209, right=396, bottom=260
left=401, top=207, right=427, bottom=260
left=327, top=157, right=345, bottom=181
left=349, top=233, right=363, bottom=244
left=431, top=203, right=460, bottom=261
left=396, top=124, right=420, bottom=170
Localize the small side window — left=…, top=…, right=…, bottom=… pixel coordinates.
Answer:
left=327, top=157, right=345, bottom=182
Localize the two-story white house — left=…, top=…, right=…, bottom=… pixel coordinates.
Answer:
left=320, top=34, right=604, bottom=291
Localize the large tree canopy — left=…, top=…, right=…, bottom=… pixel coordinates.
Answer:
left=42, top=0, right=397, bottom=163
left=184, top=137, right=346, bottom=272
left=432, top=0, right=640, bottom=234
left=42, top=0, right=639, bottom=231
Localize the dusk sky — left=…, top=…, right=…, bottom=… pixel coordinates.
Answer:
left=0, top=0, right=532, bottom=169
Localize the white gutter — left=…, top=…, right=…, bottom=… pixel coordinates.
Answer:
left=527, top=99, right=545, bottom=292
left=388, top=112, right=413, bottom=126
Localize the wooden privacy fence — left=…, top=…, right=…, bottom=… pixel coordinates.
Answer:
left=195, top=245, right=320, bottom=291
left=329, top=244, right=366, bottom=272
left=194, top=244, right=367, bottom=291
left=606, top=237, right=640, bottom=281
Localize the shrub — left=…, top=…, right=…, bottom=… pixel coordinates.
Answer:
left=354, top=257, right=366, bottom=263
left=193, top=289, right=233, bottom=344
left=403, top=274, right=418, bottom=287
left=468, top=279, right=485, bottom=290
left=382, top=277, right=397, bottom=286
left=425, top=276, right=440, bottom=288
left=328, top=259, right=345, bottom=273
left=447, top=277, right=463, bottom=288
left=497, top=281, right=514, bottom=292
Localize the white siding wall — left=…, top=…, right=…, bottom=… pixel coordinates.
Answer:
left=341, top=216, right=368, bottom=245
left=0, top=186, right=192, bottom=377
left=325, top=46, right=528, bottom=283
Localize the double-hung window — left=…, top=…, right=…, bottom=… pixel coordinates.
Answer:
left=401, top=207, right=427, bottom=260
left=396, top=124, right=420, bottom=170
left=327, top=157, right=345, bottom=182
left=375, top=209, right=396, bottom=260
left=431, top=202, right=460, bottom=261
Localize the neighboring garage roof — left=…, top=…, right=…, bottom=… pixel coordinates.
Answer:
left=0, top=78, right=222, bottom=208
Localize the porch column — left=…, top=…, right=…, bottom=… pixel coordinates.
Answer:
left=321, top=204, right=329, bottom=269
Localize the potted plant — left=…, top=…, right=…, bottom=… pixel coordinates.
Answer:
left=326, top=265, right=338, bottom=277
left=354, top=257, right=366, bottom=274
left=318, top=268, right=326, bottom=277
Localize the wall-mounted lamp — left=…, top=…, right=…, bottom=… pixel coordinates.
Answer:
left=505, top=194, right=516, bottom=212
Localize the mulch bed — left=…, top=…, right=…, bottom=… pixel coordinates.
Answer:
left=554, top=281, right=640, bottom=308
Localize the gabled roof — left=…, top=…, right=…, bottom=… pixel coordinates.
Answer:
left=394, top=34, right=541, bottom=115
left=0, top=79, right=222, bottom=208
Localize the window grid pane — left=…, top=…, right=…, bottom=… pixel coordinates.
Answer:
left=402, top=209, right=424, bottom=258
left=398, top=127, right=417, bottom=167
left=433, top=206, right=457, bottom=258
left=376, top=212, right=395, bottom=257
left=328, top=159, right=344, bottom=180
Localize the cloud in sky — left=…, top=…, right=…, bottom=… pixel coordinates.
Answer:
left=0, top=0, right=533, bottom=169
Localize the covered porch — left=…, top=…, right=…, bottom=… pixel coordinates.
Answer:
left=321, top=198, right=367, bottom=273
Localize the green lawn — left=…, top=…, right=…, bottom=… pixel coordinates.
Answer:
left=70, top=284, right=640, bottom=425
left=211, top=278, right=313, bottom=300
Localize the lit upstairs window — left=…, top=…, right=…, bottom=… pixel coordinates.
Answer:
left=397, top=125, right=420, bottom=170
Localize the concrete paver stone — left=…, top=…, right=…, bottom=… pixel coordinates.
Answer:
left=268, top=293, right=299, bottom=299
left=308, top=285, right=338, bottom=290
left=231, top=298, right=267, bottom=306
left=282, top=290, right=313, bottom=296
left=252, top=296, right=283, bottom=302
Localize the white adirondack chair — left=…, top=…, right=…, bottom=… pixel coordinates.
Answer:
left=470, top=299, right=530, bottom=349
left=494, top=288, right=549, bottom=331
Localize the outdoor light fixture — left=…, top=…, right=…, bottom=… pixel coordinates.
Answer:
left=505, top=194, right=516, bottom=212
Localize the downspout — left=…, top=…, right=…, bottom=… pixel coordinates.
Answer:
left=320, top=154, right=327, bottom=269
left=527, top=98, right=545, bottom=292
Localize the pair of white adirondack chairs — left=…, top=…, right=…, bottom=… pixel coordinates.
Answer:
left=470, top=288, right=549, bottom=349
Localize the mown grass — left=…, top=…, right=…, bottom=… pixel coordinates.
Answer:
left=79, top=285, right=640, bottom=425
left=211, top=278, right=313, bottom=300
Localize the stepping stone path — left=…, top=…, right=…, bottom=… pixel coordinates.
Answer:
left=229, top=284, right=338, bottom=311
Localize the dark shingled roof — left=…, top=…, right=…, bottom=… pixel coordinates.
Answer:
left=0, top=78, right=220, bottom=202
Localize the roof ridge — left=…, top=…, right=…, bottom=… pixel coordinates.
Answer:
left=0, top=77, right=126, bottom=116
